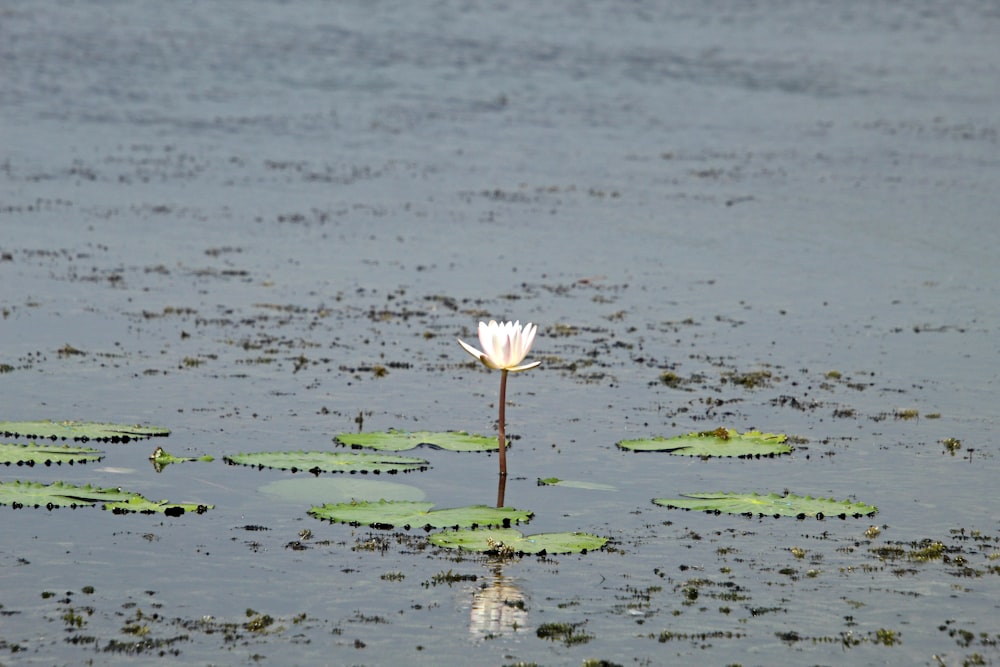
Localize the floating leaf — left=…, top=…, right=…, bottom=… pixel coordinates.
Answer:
left=0, top=480, right=134, bottom=509
left=430, top=527, right=607, bottom=555
left=309, top=500, right=532, bottom=530
left=0, top=420, right=170, bottom=443
left=653, top=492, right=878, bottom=519
left=223, top=450, right=428, bottom=474
left=0, top=480, right=212, bottom=516
left=150, top=446, right=214, bottom=472
left=0, top=442, right=104, bottom=466
left=335, top=429, right=497, bottom=452
left=617, top=428, right=791, bottom=458
left=103, top=495, right=213, bottom=516
left=260, top=478, right=425, bottom=505
left=537, top=477, right=617, bottom=491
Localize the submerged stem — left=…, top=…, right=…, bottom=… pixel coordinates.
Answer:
left=498, top=369, right=508, bottom=477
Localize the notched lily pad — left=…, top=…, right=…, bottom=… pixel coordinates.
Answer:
left=334, top=429, right=498, bottom=452
left=0, top=480, right=133, bottom=509
left=309, top=500, right=532, bottom=530
left=617, top=428, right=791, bottom=458
left=103, top=496, right=213, bottom=516
left=223, top=450, right=429, bottom=475
left=429, top=527, right=608, bottom=555
left=0, top=480, right=211, bottom=515
left=0, top=420, right=170, bottom=443
left=0, top=442, right=104, bottom=466
left=653, top=491, right=878, bottom=519
left=537, top=477, right=617, bottom=491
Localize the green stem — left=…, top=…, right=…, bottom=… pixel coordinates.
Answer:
left=498, top=369, right=508, bottom=477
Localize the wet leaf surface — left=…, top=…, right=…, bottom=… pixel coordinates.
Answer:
left=653, top=491, right=878, bottom=519
left=223, top=451, right=429, bottom=474
left=618, top=428, right=791, bottom=458
left=0, top=420, right=170, bottom=443
left=309, top=500, right=532, bottom=529
left=0, top=442, right=104, bottom=466
left=334, top=429, right=497, bottom=452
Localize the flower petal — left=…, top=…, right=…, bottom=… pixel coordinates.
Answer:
left=458, top=337, right=485, bottom=361
left=462, top=319, right=539, bottom=371
left=506, top=360, right=542, bottom=373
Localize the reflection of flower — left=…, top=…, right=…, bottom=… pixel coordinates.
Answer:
left=457, top=320, right=540, bottom=480
left=469, top=573, right=528, bottom=638
left=458, top=320, right=540, bottom=372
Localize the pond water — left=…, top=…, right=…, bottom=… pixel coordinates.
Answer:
left=2, top=1, right=1000, bottom=665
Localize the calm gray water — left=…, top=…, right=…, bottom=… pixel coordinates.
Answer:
left=3, top=1, right=1000, bottom=665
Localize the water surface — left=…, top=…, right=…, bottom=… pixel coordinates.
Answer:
left=2, top=1, right=999, bottom=664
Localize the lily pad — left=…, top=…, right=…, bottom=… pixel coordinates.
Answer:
left=259, top=478, right=425, bottom=504
left=617, top=428, right=791, bottom=458
left=0, top=420, right=170, bottom=443
left=223, top=450, right=429, bottom=474
left=429, top=527, right=608, bottom=555
left=309, top=500, right=532, bottom=530
left=335, top=429, right=498, bottom=452
left=0, top=480, right=211, bottom=515
left=103, top=495, right=213, bottom=516
left=653, top=491, right=878, bottom=519
left=0, top=442, right=104, bottom=466
left=0, top=480, right=134, bottom=508
left=537, top=477, right=617, bottom=491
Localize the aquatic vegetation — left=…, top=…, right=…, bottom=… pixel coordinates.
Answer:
left=536, top=477, right=617, bottom=491
left=535, top=621, right=593, bottom=646
left=223, top=450, right=429, bottom=474
left=0, top=420, right=170, bottom=443
left=653, top=492, right=877, bottom=519
left=103, top=495, right=213, bottom=516
left=458, top=320, right=540, bottom=477
left=149, top=446, right=214, bottom=472
left=618, top=428, right=791, bottom=458
left=0, top=442, right=104, bottom=466
left=309, top=500, right=532, bottom=530
left=0, top=480, right=212, bottom=515
left=335, top=429, right=498, bottom=452
left=429, top=527, right=608, bottom=555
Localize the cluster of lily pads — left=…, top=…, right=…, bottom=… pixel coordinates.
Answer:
left=0, top=420, right=609, bottom=555
left=618, top=427, right=877, bottom=520
left=228, top=428, right=608, bottom=555
left=0, top=322, right=877, bottom=554
left=0, top=420, right=209, bottom=516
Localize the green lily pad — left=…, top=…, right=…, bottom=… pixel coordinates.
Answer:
left=0, top=420, right=170, bottom=443
left=334, top=429, right=498, bottom=452
left=537, top=477, right=617, bottom=491
left=150, top=446, right=214, bottom=472
left=0, top=442, right=104, bottom=466
left=103, top=495, right=213, bottom=516
left=223, top=451, right=429, bottom=474
left=309, top=500, right=532, bottom=530
left=259, top=478, right=426, bottom=505
left=0, top=480, right=211, bottom=516
left=429, top=527, right=608, bottom=555
left=617, top=428, right=791, bottom=458
left=0, top=480, right=134, bottom=508
left=653, top=492, right=878, bottom=519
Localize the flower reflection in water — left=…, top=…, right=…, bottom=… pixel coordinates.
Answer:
left=469, top=568, right=528, bottom=639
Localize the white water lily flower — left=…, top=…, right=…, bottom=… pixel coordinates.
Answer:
left=458, top=320, right=541, bottom=372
